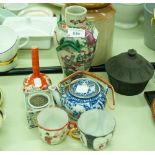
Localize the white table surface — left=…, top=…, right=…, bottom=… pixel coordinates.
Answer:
left=0, top=3, right=155, bottom=151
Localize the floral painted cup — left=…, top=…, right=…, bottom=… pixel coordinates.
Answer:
left=68, top=109, right=116, bottom=150
left=37, top=107, right=76, bottom=145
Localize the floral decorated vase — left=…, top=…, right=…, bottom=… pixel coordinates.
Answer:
left=55, top=5, right=98, bottom=76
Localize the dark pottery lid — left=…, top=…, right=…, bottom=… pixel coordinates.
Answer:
left=105, top=49, right=154, bottom=84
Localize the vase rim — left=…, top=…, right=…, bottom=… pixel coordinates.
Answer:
left=65, top=5, right=87, bottom=16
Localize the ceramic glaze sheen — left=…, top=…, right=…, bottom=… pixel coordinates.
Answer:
left=63, top=4, right=116, bottom=66
left=60, top=78, right=107, bottom=120
left=55, top=70, right=115, bottom=121
left=55, top=5, right=98, bottom=76
left=77, top=109, right=116, bottom=150
left=23, top=48, right=52, bottom=93
left=37, top=107, right=74, bottom=145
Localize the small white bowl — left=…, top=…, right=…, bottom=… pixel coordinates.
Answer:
left=3, top=3, right=29, bottom=14
left=113, top=3, right=144, bottom=29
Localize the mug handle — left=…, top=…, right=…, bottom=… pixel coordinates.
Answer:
left=67, top=121, right=81, bottom=141
left=18, top=36, right=30, bottom=49
left=59, top=70, right=115, bottom=109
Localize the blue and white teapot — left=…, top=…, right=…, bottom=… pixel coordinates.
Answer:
left=50, top=70, right=115, bottom=120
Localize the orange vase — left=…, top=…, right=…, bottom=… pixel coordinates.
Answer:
left=23, top=48, right=52, bottom=93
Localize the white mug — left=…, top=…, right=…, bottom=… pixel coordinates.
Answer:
left=0, top=25, right=29, bottom=62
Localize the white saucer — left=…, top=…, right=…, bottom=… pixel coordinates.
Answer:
left=18, top=6, right=53, bottom=17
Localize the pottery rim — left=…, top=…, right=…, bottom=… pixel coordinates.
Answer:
left=144, top=3, right=154, bottom=15
left=27, top=92, right=50, bottom=109
left=77, top=109, right=116, bottom=137
left=0, top=26, right=18, bottom=54
left=65, top=5, right=87, bottom=16
left=37, top=107, right=69, bottom=131
left=116, top=3, right=143, bottom=6
left=68, top=78, right=101, bottom=99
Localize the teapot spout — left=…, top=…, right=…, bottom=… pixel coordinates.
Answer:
left=48, top=86, right=62, bottom=107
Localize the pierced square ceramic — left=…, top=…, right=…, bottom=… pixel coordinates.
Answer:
left=24, top=90, right=54, bottom=128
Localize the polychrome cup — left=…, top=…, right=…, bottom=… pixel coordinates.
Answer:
left=37, top=107, right=76, bottom=145
left=69, top=109, right=116, bottom=150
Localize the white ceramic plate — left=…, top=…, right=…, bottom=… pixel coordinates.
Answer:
left=18, top=6, right=53, bottom=17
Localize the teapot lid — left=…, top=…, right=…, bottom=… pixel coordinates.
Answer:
left=69, top=78, right=100, bottom=99
left=105, top=49, right=154, bottom=83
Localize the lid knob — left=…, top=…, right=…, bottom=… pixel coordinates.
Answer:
left=128, top=49, right=137, bottom=57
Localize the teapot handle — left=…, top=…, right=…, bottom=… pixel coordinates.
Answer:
left=59, top=70, right=115, bottom=109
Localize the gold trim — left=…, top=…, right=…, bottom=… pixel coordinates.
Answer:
left=0, top=54, right=17, bottom=66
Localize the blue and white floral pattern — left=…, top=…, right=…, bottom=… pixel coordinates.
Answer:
left=60, top=78, right=108, bottom=120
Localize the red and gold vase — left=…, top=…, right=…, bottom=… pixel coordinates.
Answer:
left=23, top=48, right=52, bottom=93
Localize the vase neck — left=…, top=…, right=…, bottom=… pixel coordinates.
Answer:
left=32, top=48, right=40, bottom=78
left=65, top=5, right=87, bottom=28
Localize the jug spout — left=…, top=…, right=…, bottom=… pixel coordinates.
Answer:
left=48, top=86, right=62, bottom=107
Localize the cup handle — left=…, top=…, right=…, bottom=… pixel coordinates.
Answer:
left=68, top=121, right=77, bottom=129
left=67, top=121, right=81, bottom=141
left=68, top=128, right=81, bottom=141
left=19, top=36, right=30, bottom=49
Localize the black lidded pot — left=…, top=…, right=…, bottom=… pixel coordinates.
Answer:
left=105, top=49, right=154, bottom=96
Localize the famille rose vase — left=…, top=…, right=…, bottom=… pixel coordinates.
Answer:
left=55, top=5, right=98, bottom=77
left=23, top=48, right=52, bottom=93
